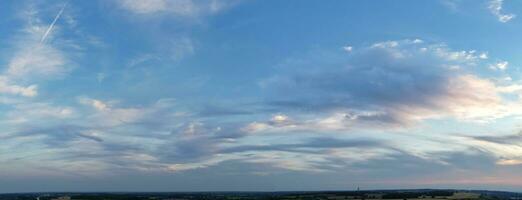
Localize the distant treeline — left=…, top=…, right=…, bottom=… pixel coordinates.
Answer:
left=382, top=191, right=454, bottom=199
left=4, top=190, right=518, bottom=200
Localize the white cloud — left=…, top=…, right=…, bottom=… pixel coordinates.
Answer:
left=78, top=97, right=112, bottom=112
left=92, top=99, right=110, bottom=111
left=342, top=46, right=353, bottom=52
left=0, top=78, right=38, bottom=97
left=412, top=38, right=424, bottom=43
left=77, top=97, right=179, bottom=127
left=271, top=114, right=289, bottom=124
left=118, top=0, right=190, bottom=15
left=479, top=52, right=489, bottom=59
left=116, top=0, right=236, bottom=17
left=463, top=135, right=522, bottom=166
left=490, top=60, right=509, bottom=70
left=371, top=40, right=399, bottom=48
left=489, top=0, right=516, bottom=23
left=7, top=44, right=69, bottom=79
left=2, top=102, right=75, bottom=128
left=497, top=84, right=522, bottom=93
left=0, top=2, right=75, bottom=97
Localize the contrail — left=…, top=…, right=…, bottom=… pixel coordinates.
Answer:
left=40, top=2, right=68, bottom=43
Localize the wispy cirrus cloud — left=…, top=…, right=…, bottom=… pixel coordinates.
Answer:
left=0, top=2, right=74, bottom=98
left=116, top=0, right=239, bottom=18
left=489, top=0, right=516, bottom=23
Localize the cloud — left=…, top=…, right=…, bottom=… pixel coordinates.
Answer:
left=219, top=137, right=383, bottom=155
left=197, top=105, right=252, bottom=116
left=6, top=102, right=74, bottom=123
left=261, top=39, right=521, bottom=129
left=488, top=0, right=515, bottom=23
left=490, top=60, right=509, bottom=70
left=77, top=97, right=164, bottom=127
left=0, top=78, right=38, bottom=97
left=0, top=2, right=77, bottom=98
left=116, top=0, right=238, bottom=17
left=1, top=98, right=187, bottom=175
left=112, top=0, right=240, bottom=66
left=7, top=44, right=70, bottom=79
left=78, top=98, right=110, bottom=112
left=441, top=0, right=461, bottom=12
left=117, top=0, right=193, bottom=15
left=464, top=133, right=522, bottom=165
left=160, top=131, right=393, bottom=173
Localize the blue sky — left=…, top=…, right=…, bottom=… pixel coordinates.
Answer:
left=2, top=0, right=522, bottom=192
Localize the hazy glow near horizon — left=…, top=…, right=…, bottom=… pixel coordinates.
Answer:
left=2, top=0, right=522, bottom=193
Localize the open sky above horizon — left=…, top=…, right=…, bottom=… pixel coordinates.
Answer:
left=3, top=0, right=522, bottom=193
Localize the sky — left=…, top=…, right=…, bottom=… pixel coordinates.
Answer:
left=3, top=0, right=522, bottom=193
